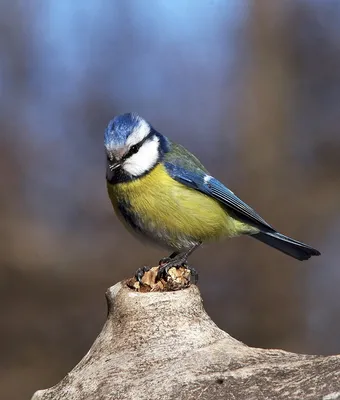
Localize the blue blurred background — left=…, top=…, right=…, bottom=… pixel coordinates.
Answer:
left=1, top=1, right=340, bottom=398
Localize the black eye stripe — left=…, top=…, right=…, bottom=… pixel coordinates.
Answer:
left=123, top=142, right=142, bottom=160
left=123, top=131, right=154, bottom=160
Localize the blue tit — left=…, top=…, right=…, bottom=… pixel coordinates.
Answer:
left=105, top=113, right=320, bottom=281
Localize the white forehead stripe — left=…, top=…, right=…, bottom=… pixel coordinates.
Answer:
left=123, top=136, right=159, bottom=176
left=126, top=118, right=150, bottom=147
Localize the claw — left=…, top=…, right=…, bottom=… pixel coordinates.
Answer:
left=135, top=266, right=151, bottom=285
left=156, top=257, right=198, bottom=284
left=156, top=263, right=175, bottom=281
left=186, top=265, right=198, bottom=284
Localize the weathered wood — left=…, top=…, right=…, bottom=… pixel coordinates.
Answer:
left=32, top=279, right=340, bottom=400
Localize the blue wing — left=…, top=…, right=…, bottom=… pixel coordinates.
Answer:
left=164, top=160, right=275, bottom=233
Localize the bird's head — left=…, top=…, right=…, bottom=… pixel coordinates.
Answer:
left=104, top=113, right=167, bottom=180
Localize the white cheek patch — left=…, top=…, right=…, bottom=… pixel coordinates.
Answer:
left=123, top=136, right=159, bottom=176
left=126, top=119, right=150, bottom=147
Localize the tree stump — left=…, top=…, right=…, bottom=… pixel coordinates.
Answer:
left=32, top=269, right=340, bottom=400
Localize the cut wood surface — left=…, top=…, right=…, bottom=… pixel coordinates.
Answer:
left=32, top=269, right=340, bottom=400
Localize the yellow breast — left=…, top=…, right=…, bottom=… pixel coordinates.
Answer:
left=107, top=164, right=247, bottom=248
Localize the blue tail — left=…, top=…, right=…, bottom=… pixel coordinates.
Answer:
left=252, top=231, right=320, bottom=261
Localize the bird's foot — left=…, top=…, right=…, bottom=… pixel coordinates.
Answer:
left=186, top=265, right=198, bottom=284
left=158, top=251, right=179, bottom=266
left=156, top=256, right=198, bottom=284
left=135, top=265, right=151, bottom=285
left=156, top=254, right=186, bottom=280
left=158, top=256, right=171, bottom=266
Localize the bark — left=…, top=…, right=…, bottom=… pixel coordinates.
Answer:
left=31, top=275, right=340, bottom=400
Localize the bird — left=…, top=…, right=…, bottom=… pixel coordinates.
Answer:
left=104, top=113, right=320, bottom=282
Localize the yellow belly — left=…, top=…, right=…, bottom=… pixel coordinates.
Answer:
left=107, top=164, right=249, bottom=249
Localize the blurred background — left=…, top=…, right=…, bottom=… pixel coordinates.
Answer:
left=1, top=0, right=340, bottom=398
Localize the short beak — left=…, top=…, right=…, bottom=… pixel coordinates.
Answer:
left=106, top=146, right=127, bottom=180
left=106, top=160, right=121, bottom=182
left=109, top=162, right=121, bottom=171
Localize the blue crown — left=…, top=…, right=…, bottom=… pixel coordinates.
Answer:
left=104, top=113, right=143, bottom=148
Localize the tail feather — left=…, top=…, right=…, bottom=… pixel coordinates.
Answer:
left=252, top=231, right=320, bottom=261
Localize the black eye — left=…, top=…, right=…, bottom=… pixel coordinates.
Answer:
left=130, top=144, right=139, bottom=154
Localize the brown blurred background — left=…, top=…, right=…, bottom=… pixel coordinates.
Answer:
left=1, top=0, right=340, bottom=398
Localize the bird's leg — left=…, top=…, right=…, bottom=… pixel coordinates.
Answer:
left=135, top=265, right=151, bottom=285
left=156, top=242, right=201, bottom=283
left=158, top=251, right=179, bottom=266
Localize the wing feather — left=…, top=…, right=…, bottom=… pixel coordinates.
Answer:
left=163, top=144, right=274, bottom=232
left=204, top=177, right=274, bottom=231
